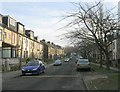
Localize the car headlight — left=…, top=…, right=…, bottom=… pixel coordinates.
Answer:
left=22, top=69, right=25, bottom=71
left=32, top=68, right=38, bottom=71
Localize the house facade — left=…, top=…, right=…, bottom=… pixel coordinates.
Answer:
left=2, top=15, right=17, bottom=58
left=0, top=14, right=65, bottom=64
left=0, top=14, right=3, bottom=58
left=41, top=40, right=64, bottom=61
left=117, top=1, right=120, bottom=64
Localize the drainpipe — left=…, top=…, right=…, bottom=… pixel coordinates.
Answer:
left=20, top=36, right=23, bottom=69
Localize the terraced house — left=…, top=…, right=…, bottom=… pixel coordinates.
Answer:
left=25, top=30, right=43, bottom=59
left=0, top=14, right=44, bottom=60
left=0, top=14, right=3, bottom=58
left=2, top=15, right=17, bottom=58
left=41, top=40, right=64, bottom=62
left=0, top=14, right=64, bottom=66
left=117, top=1, right=120, bottom=66
left=110, top=1, right=120, bottom=67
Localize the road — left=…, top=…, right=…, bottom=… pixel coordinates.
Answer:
left=0, top=72, right=2, bottom=92
left=2, top=59, right=86, bottom=90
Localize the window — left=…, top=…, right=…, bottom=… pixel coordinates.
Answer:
left=18, top=24, right=24, bottom=34
left=8, top=33, right=11, bottom=39
left=3, top=47, right=11, bottom=58
left=25, top=38, right=27, bottom=46
left=3, top=32, right=6, bottom=39
left=119, top=31, right=120, bottom=35
left=12, top=33, right=15, bottom=44
left=2, top=47, right=16, bottom=58
left=12, top=48, right=16, bottom=58
left=112, top=41, right=115, bottom=50
left=9, top=18, right=16, bottom=27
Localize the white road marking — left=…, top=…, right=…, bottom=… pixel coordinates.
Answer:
left=22, top=75, right=79, bottom=78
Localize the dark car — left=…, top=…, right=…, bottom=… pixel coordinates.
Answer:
left=21, top=60, right=45, bottom=75
left=53, top=59, right=62, bottom=66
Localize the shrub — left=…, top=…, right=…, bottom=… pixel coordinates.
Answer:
left=25, top=58, right=30, bottom=63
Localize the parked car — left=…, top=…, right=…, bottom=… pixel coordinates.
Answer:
left=64, top=58, right=70, bottom=62
left=70, top=57, right=72, bottom=60
left=53, top=59, right=62, bottom=66
left=21, top=60, right=45, bottom=75
left=76, top=59, right=91, bottom=71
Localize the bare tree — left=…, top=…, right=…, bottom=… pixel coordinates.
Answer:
left=63, top=1, right=119, bottom=70
left=64, top=46, right=74, bottom=56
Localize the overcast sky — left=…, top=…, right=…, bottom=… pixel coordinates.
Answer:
left=1, top=0, right=119, bottom=47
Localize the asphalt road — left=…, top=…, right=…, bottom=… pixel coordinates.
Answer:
left=2, top=59, right=86, bottom=90
left=0, top=72, right=2, bottom=92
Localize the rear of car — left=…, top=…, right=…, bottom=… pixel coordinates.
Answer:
left=53, top=60, right=62, bottom=66
left=64, top=58, right=70, bottom=62
left=70, top=57, right=72, bottom=60
left=76, top=59, right=91, bottom=71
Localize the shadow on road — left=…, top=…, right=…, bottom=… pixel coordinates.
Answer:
left=76, top=68, right=95, bottom=72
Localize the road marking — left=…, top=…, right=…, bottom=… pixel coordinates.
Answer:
left=62, top=85, right=73, bottom=89
left=22, top=75, right=79, bottom=78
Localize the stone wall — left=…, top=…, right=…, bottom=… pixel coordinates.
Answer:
left=2, top=58, right=20, bottom=65
left=1, top=58, right=20, bottom=72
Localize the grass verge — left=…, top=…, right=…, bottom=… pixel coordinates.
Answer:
left=82, top=64, right=119, bottom=90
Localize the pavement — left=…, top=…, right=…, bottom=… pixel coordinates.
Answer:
left=82, top=63, right=120, bottom=90
left=82, top=73, right=108, bottom=90
left=0, top=72, right=2, bottom=92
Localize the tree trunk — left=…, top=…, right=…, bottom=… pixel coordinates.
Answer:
left=99, top=50, right=103, bottom=68
left=105, top=52, right=110, bottom=70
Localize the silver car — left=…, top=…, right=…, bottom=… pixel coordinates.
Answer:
left=76, top=59, right=91, bottom=71
left=53, top=59, right=62, bottom=66
left=64, top=58, right=70, bottom=62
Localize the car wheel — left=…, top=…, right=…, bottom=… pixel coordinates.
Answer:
left=76, top=68, right=79, bottom=71
left=88, top=68, right=91, bottom=71
left=42, top=69, right=45, bottom=73
left=37, top=70, right=41, bottom=75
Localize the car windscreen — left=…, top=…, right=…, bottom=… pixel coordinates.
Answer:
left=79, top=59, right=89, bottom=64
left=55, top=60, right=60, bottom=63
left=26, top=61, right=39, bottom=66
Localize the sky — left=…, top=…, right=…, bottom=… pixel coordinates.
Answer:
left=0, top=0, right=120, bottom=47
